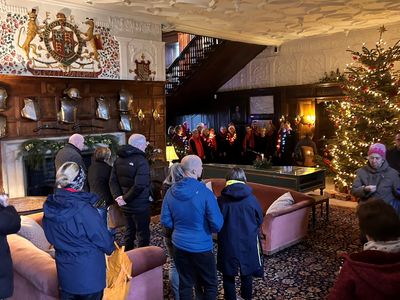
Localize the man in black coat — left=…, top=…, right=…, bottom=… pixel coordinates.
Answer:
left=386, top=132, right=400, bottom=173
left=0, top=194, right=21, bottom=299
left=109, top=134, right=150, bottom=250
left=55, top=133, right=88, bottom=191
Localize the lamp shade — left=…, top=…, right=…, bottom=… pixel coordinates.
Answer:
left=166, top=145, right=179, bottom=163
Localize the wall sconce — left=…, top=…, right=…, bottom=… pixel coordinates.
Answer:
left=165, top=145, right=179, bottom=166
left=152, top=109, right=160, bottom=121
left=137, top=109, right=145, bottom=122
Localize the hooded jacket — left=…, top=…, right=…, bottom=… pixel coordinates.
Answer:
left=351, top=160, right=400, bottom=204
left=328, top=250, right=400, bottom=300
left=217, top=182, right=263, bottom=276
left=160, top=177, right=223, bottom=252
left=43, top=189, right=114, bottom=295
left=0, top=205, right=21, bottom=298
left=109, top=144, right=150, bottom=214
left=88, top=160, right=113, bottom=207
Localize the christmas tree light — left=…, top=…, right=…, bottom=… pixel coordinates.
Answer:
left=327, top=26, right=400, bottom=189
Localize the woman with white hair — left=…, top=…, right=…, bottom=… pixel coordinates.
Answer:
left=43, top=162, right=114, bottom=300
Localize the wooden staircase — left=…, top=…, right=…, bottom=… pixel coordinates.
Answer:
left=166, top=35, right=266, bottom=109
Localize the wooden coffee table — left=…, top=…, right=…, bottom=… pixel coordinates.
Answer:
left=204, top=164, right=326, bottom=194
left=308, top=194, right=330, bottom=229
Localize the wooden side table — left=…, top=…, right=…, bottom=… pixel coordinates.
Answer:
left=309, top=194, right=330, bottom=229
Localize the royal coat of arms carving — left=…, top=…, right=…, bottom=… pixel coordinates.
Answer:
left=16, top=10, right=102, bottom=77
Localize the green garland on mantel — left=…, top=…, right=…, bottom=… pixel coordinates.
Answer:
left=19, top=135, right=120, bottom=170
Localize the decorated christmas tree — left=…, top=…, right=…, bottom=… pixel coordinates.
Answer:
left=327, top=26, right=400, bottom=189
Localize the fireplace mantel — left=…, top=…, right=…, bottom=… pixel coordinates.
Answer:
left=1, top=132, right=126, bottom=198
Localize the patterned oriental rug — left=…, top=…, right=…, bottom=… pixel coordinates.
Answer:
left=146, top=206, right=361, bottom=299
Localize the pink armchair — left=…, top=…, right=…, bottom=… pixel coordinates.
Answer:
left=205, top=178, right=314, bottom=255
left=8, top=213, right=167, bottom=300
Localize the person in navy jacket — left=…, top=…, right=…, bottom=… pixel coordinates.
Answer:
left=217, top=168, right=263, bottom=300
left=0, top=193, right=21, bottom=300
left=161, top=155, right=223, bottom=300
left=43, top=162, right=115, bottom=300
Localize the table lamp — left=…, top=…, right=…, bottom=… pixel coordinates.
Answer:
left=166, top=145, right=179, bottom=166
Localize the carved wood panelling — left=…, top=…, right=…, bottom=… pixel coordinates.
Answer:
left=219, top=24, right=400, bottom=91
left=0, top=75, right=166, bottom=189
left=0, top=74, right=166, bottom=145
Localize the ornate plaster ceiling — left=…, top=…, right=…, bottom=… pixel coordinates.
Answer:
left=47, top=0, right=400, bottom=45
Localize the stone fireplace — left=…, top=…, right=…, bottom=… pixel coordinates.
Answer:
left=1, top=132, right=126, bottom=198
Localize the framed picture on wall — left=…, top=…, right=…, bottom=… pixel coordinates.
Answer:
left=229, top=103, right=247, bottom=124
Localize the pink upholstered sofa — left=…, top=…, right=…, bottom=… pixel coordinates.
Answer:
left=8, top=213, right=167, bottom=300
left=205, top=178, right=314, bottom=255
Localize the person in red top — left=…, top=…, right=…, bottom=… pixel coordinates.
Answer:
left=328, top=199, right=400, bottom=300
left=189, top=129, right=205, bottom=160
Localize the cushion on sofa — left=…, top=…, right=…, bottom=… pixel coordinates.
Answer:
left=8, top=234, right=59, bottom=297
left=18, top=216, right=55, bottom=258
left=266, top=192, right=294, bottom=214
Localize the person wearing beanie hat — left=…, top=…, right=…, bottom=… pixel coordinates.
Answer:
left=367, top=143, right=386, bottom=159
left=352, top=142, right=400, bottom=213
left=43, top=162, right=115, bottom=299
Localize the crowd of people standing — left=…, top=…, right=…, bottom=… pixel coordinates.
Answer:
left=2, top=130, right=400, bottom=300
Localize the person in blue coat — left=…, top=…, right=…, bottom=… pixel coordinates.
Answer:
left=217, top=168, right=263, bottom=300
left=43, top=162, right=115, bottom=300
left=161, top=155, right=224, bottom=300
